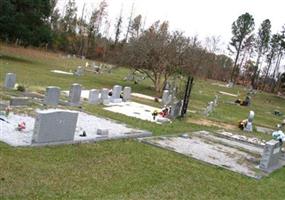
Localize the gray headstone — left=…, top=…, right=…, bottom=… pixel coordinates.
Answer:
left=4, top=73, right=16, bottom=89
left=74, top=66, right=84, bottom=76
left=10, top=97, right=29, bottom=106
left=32, top=109, right=78, bottom=144
left=89, top=89, right=100, bottom=104
left=170, top=100, right=183, bottom=118
left=259, top=140, right=282, bottom=172
left=123, top=87, right=131, bottom=102
left=69, top=84, right=82, bottom=106
left=162, top=90, right=170, bottom=106
left=44, top=86, right=60, bottom=106
left=101, top=88, right=110, bottom=104
left=111, top=85, right=122, bottom=103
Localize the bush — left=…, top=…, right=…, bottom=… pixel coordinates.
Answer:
left=16, top=85, right=26, bottom=92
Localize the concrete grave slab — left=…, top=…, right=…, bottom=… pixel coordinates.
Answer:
left=0, top=110, right=151, bottom=147
left=141, top=131, right=285, bottom=179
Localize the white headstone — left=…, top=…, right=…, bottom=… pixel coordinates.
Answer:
left=123, top=87, right=131, bottom=102
left=244, top=111, right=254, bottom=132
left=101, top=88, right=110, bottom=104
left=111, top=85, right=122, bottom=103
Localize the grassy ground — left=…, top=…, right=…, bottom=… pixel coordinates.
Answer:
left=1, top=44, right=285, bottom=199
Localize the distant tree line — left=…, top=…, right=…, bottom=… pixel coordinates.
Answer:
left=0, top=0, right=284, bottom=94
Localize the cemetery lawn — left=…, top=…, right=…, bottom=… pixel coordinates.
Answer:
left=1, top=44, right=285, bottom=199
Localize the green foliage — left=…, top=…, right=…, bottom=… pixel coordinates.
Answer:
left=0, top=0, right=52, bottom=46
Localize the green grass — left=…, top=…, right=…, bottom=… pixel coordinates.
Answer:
left=1, top=44, right=285, bottom=199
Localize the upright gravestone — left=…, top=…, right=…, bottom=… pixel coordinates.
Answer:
left=74, top=66, right=84, bottom=76
left=244, top=111, right=254, bottom=132
left=89, top=89, right=100, bottom=104
left=123, top=87, right=131, bottom=102
left=32, top=109, right=78, bottom=144
left=162, top=90, right=170, bottom=106
left=101, top=88, right=110, bottom=104
left=111, top=85, right=122, bottom=103
left=4, top=73, right=16, bottom=89
left=69, top=83, right=82, bottom=106
left=259, top=140, right=282, bottom=172
left=44, top=86, right=60, bottom=106
left=213, top=95, right=219, bottom=106
left=204, top=101, right=214, bottom=116
left=170, top=100, right=183, bottom=118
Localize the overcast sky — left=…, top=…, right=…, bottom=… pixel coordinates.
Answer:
left=58, top=0, right=285, bottom=44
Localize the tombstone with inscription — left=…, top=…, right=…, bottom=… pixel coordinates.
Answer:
left=69, top=83, right=82, bottom=106
left=111, top=85, right=122, bottom=103
left=89, top=89, right=100, bottom=104
left=44, top=86, right=60, bottom=106
left=123, top=87, right=131, bottom=102
left=4, top=73, right=16, bottom=89
left=32, top=109, right=78, bottom=144
left=244, top=111, right=254, bottom=132
left=259, top=140, right=282, bottom=172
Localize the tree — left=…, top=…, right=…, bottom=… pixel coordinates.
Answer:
left=0, top=0, right=52, bottom=46
left=229, top=13, right=255, bottom=83
left=122, top=21, right=190, bottom=94
left=251, top=19, right=271, bottom=88
left=130, top=15, right=142, bottom=39
left=114, top=10, right=123, bottom=47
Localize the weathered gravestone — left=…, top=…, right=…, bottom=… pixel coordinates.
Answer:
left=170, top=100, right=183, bottom=118
left=204, top=101, right=214, bottom=116
left=101, top=88, right=110, bottom=104
left=89, top=89, right=101, bottom=104
left=69, top=84, right=82, bottom=106
left=10, top=97, right=29, bottom=106
left=162, top=90, right=170, bottom=106
left=4, top=73, right=16, bottom=89
left=32, top=110, right=78, bottom=144
left=123, top=87, right=131, bottom=102
left=259, top=140, right=282, bottom=172
left=244, top=111, right=254, bottom=132
left=44, top=86, right=60, bottom=106
left=111, top=85, right=122, bottom=103
left=213, top=95, right=219, bottom=106
left=74, top=66, right=84, bottom=76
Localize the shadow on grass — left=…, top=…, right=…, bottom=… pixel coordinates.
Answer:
left=0, top=55, right=35, bottom=64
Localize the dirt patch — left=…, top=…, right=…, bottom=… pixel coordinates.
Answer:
left=188, top=118, right=237, bottom=130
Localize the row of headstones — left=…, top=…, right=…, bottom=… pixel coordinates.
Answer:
left=203, top=95, right=219, bottom=116
left=45, top=84, right=132, bottom=106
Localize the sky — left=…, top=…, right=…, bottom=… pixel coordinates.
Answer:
left=58, top=0, right=285, bottom=71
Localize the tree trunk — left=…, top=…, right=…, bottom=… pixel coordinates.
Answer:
left=230, top=42, right=242, bottom=83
